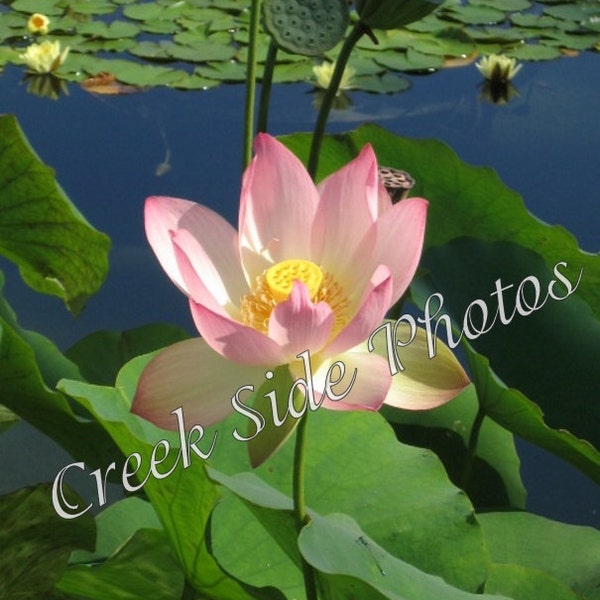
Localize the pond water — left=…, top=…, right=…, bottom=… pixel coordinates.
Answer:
left=0, top=50, right=598, bottom=526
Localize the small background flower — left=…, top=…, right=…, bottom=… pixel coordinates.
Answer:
left=313, top=61, right=355, bottom=94
left=475, top=54, right=522, bottom=83
left=27, top=13, right=50, bottom=35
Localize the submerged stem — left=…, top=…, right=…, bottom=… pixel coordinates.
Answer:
left=307, top=21, right=370, bottom=179
left=242, top=0, right=262, bottom=171
left=257, top=38, right=278, bottom=134
left=293, top=413, right=318, bottom=600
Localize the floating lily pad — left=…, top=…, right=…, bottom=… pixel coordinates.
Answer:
left=78, top=20, right=140, bottom=39
left=9, top=0, right=64, bottom=16
left=509, top=42, right=563, bottom=59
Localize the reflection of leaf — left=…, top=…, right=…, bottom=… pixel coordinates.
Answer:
left=0, top=114, right=110, bottom=314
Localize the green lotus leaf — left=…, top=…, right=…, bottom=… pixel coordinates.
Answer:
left=484, top=564, right=584, bottom=600
left=479, top=511, right=600, bottom=600
left=0, top=114, right=109, bottom=313
left=0, top=485, right=95, bottom=598
left=0, top=404, right=19, bottom=434
left=57, top=529, right=185, bottom=599
left=382, top=383, right=526, bottom=510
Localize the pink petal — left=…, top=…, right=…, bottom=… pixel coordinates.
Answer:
left=239, top=134, right=318, bottom=277
left=268, top=281, right=334, bottom=359
left=373, top=197, right=428, bottom=303
left=324, top=265, right=393, bottom=357
left=144, top=196, right=197, bottom=293
left=189, top=299, right=288, bottom=366
left=369, top=321, right=470, bottom=410
left=145, top=196, right=245, bottom=303
left=132, top=338, right=265, bottom=430
left=307, top=351, right=393, bottom=411
left=312, top=145, right=380, bottom=282
left=171, top=228, right=246, bottom=317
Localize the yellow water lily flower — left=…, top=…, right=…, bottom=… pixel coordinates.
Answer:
left=27, top=13, right=50, bottom=35
left=475, top=54, right=522, bottom=83
left=21, top=40, right=69, bottom=74
left=313, top=61, right=355, bottom=94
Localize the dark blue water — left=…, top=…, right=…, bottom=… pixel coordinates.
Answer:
left=0, top=53, right=598, bottom=526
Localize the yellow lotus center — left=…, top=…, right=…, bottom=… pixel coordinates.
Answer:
left=240, top=259, right=349, bottom=336
left=265, top=259, right=323, bottom=303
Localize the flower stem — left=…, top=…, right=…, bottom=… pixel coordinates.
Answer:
left=257, top=38, right=278, bottom=134
left=293, top=412, right=318, bottom=600
left=460, top=406, right=486, bottom=492
left=180, top=581, right=196, bottom=600
left=242, top=0, right=262, bottom=171
left=307, top=21, right=370, bottom=179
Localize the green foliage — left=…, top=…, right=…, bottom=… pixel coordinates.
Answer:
left=0, top=484, right=95, bottom=598
left=0, top=114, right=110, bottom=314
left=281, top=125, right=600, bottom=484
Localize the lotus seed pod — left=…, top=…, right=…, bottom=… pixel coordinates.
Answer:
left=263, top=0, right=349, bottom=56
left=355, top=0, right=443, bottom=30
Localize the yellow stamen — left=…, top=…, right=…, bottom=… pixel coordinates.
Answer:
left=265, top=259, right=323, bottom=303
left=240, top=260, right=350, bottom=337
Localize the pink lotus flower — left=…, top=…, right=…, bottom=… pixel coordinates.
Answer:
left=133, top=134, right=468, bottom=435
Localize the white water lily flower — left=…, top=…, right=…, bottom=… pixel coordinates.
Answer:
left=313, top=61, right=355, bottom=94
left=21, top=40, right=69, bottom=74
left=475, top=54, right=522, bottom=83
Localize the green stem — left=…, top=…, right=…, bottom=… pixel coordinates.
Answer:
left=242, top=0, right=262, bottom=171
left=256, top=38, right=278, bottom=134
left=460, top=407, right=486, bottom=492
left=180, top=581, right=196, bottom=600
left=307, top=21, right=369, bottom=179
left=293, top=412, right=318, bottom=600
